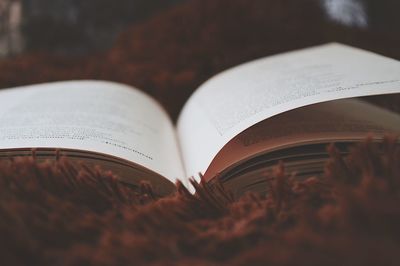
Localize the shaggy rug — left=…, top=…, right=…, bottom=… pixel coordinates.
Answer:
left=0, top=0, right=399, bottom=265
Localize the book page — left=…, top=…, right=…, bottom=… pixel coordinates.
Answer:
left=0, top=80, right=185, bottom=184
left=203, top=99, right=400, bottom=181
left=177, top=43, right=400, bottom=181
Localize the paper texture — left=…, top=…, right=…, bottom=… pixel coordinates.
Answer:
left=0, top=80, right=185, bottom=183
left=177, top=43, right=400, bottom=180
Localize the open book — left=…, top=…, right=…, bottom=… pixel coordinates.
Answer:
left=0, top=43, right=399, bottom=196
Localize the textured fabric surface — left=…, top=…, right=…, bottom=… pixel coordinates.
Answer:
left=0, top=0, right=399, bottom=265
left=0, top=139, right=399, bottom=265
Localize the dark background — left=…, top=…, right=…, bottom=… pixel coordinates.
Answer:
left=1, top=0, right=399, bottom=57
left=2, top=0, right=184, bottom=56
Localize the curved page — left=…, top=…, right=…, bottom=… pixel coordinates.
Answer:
left=202, top=99, right=400, bottom=182
left=0, top=80, right=184, bottom=184
left=177, top=43, right=400, bottom=181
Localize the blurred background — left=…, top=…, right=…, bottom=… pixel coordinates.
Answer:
left=0, top=0, right=184, bottom=57
left=0, top=0, right=399, bottom=57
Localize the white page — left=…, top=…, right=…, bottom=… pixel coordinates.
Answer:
left=202, top=99, right=400, bottom=180
left=0, top=80, right=185, bottom=184
left=177, top=43, right=400, bottom=181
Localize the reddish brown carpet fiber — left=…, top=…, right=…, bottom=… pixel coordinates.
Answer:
left=0, top=0, right=400, bottom=265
